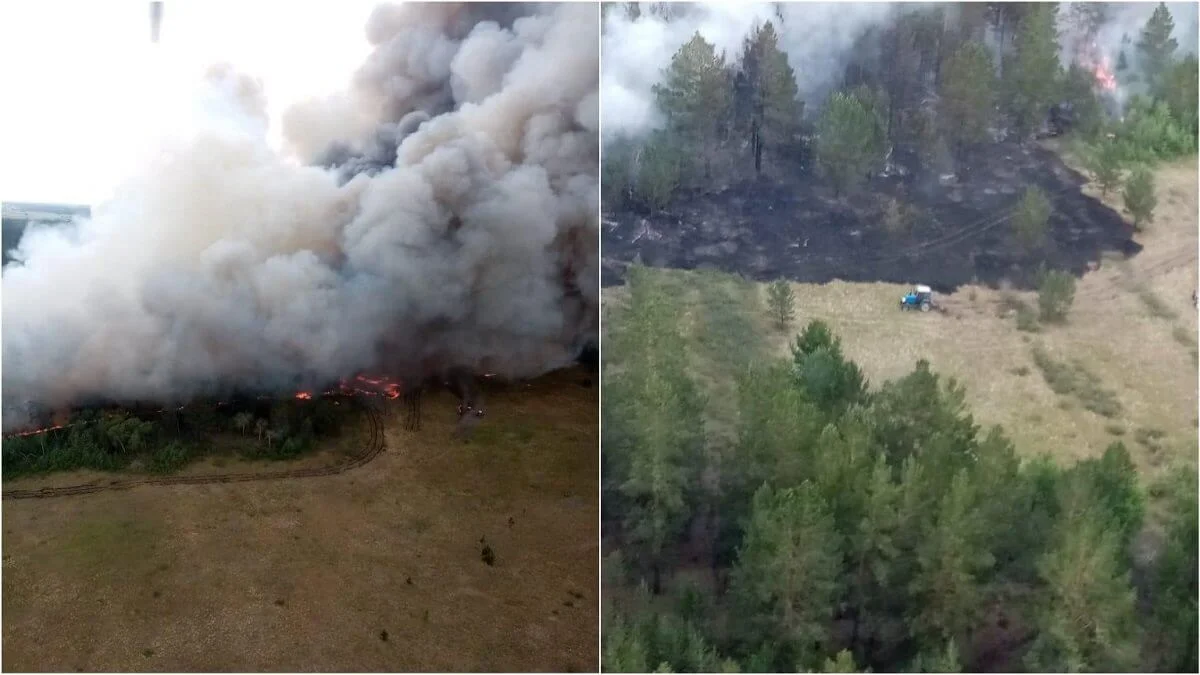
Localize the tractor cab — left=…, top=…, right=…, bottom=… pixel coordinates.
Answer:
left=900, top=284, right=934, bottom=312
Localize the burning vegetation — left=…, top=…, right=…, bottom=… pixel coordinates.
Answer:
left=2, top=389, right=360, bottom=479
left=2, top=2, right=599, bottom=433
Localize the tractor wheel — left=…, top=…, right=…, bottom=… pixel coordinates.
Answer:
left=920, top=302, right=931, bottom=312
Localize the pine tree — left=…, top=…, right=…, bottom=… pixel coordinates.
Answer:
left=765, top=279, right=796, bottom=330
left=792, top=319, right=837, bottom=357
left=881, top=12, right=926, bottom=142
left=868, top=360, right=977, bottom=472
left=844, top=454, right=902, bottom=660
left=738, top=21, right=800, bottom=175
left=731, top=483, right=842, bottom=670
left=939, top=41, right=995, bottom=158
left=1123, top=166, right=1157, bottom=231
left=602, top=614, right=652, bottom=673
left=654, top=33, right=732, bottom=180
left=1070, top=443, right=1145, bottom=551
left=792, top=346, right=867, bottom=414
left=1088, top=140, right=1123, bottom=198
left=1012, top=185, right=1052, bottom=252
left=816, top=91, right=887, bottom=198
left=906, top=470, right=994, bottom=654
left=732, top=362, right=818, bottom=518
left=1161, top=56, right=1199, bottom=139
left=909, top=639, right=963, bottom=673
left=634, top=130, right=685, bottom=210
left=609, top=266, right=707, bottom=594
left=1004, top=3, right=1062, bottom=136
left=789, top=320, right=868, bottom=413
left=821, top=650, right=862, bottom=673
left=1068, top=2, right=1108, bottom=44
left=1024, top=488, right=1141, bottom=673
left=1147, top=468, right=1199, bottom=672
left=1060, top=64, right=1104, bottom=137
left=1137, top=2, right=1178, bottom=91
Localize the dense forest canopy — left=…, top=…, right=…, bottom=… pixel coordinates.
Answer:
left=602, top=265, right=1198, bottom=673
left=601, top=1, right=1198, bottom=211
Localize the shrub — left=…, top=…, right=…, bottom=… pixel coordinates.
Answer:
left=1031, top=346, right=1122, bottom=418
left=1017, top=304, right=1041, bottom=332
left=1112, top=97, right=1196, bottom=163
left=148, top=442, right=190, bottom=474
left=998, top=292, right=1041, bottom=332
left=1037, top=267, right=1076, bottom=323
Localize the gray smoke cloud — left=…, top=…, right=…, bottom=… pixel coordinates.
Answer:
left=1059, top=2, right=1198, bottom=64
left=2, top=2, right=599, bottom=430
left=601, top=2, right=894, bottom=140
left=1054, top=2, right=1198, bottom=113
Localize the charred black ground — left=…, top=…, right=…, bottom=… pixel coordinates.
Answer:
left=602, top=141, right=1139, bottom=292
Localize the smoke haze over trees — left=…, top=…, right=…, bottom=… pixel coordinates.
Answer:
left=3, top=3, right=599, bottom=430
left=601, top=1, right=1197, bottom=211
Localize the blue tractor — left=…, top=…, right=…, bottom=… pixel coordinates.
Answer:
left=899, top=284, right=934, bottom=313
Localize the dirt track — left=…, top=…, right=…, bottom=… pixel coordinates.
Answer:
left=602, top=141, right=1138, bottom=291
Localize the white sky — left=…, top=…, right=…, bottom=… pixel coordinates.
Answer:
left=0, top=0, right=380, bottom=206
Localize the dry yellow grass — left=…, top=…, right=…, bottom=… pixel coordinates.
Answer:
left=2, top=369, right=598, bottom=672
left=603, top=159, right=1197, bottom=484
left=754, top=158, right=1198, bottom=480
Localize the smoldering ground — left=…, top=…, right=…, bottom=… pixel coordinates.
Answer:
left=2, top=2, right=599, bottom=431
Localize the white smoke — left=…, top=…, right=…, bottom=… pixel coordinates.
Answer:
left=601, top=2, right=894, bottom=140
left=2, top=2, right=598, bottom=429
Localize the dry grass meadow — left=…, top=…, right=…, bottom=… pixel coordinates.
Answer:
left=2, top=368, right=598, bottom=672
left=603, top=157, right=1198, bottom=491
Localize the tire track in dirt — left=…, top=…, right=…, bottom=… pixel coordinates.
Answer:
left=2, top=402, right=386, bottom=500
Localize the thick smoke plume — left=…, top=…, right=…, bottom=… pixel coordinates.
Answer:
left=601, top=2, right=894, bottom=140
left=2, top=2, right=599, bottom=430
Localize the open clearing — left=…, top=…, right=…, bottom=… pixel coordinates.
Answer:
left=2, top=368, right=597, bottom=672
left=603, top=158, right=1197, bottom=490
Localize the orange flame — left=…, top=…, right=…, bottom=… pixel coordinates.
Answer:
left=1093, top=55, right=1117, bottom=92
left=8, top=423, right=68, bottom=438
left=295, top=391, right=313, bottom=400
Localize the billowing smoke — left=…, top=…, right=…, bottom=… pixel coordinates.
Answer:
left=601, top=2, right=894, bottom=140
left=2, top=2, right=599, bottom=430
